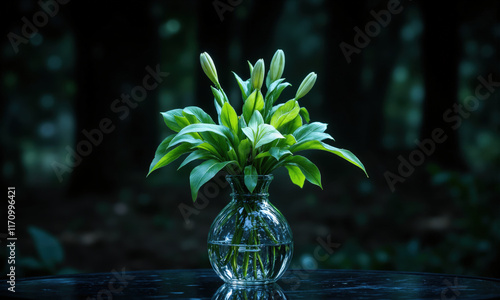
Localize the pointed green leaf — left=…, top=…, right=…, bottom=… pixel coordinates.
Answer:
left=284, top=155, right=322, bottom=188
left=148, top=143, right=194, bottom=176
left=244, top=165, right=258, bottom=193
left=282, top=114, right=303, bottom=135
left=290, top=140, right=368, bottom=177
left=265, top=78, right=285, bottom=98
left=233, top=72, right=250, bottom=101
left=211, top=86, right=224, bottom=107
left=178, top=150, right=214, bottom=170
left=271, top=82, right=291, bottom=104
left=183, top=106, right=215, bottom=124
left=161, top=109, right=184, bottom=132
left=300, top=107, right=310, bottom=123
left=169, top=123, right=235, bottom=148
left=270, top=99, right=300, bottom=130
left=247, top=61, right=253, bottom=74
left=278, top=134, right=297, bottom=146
left=248, top=110, right=264, bottom=129
left=285, top=165, right=305, bottom=188
left=237, top=116, right=247, bottom=140
left=190, top=159, right=234, bottom=201
left=166, top=133, right=202, bottom=148
left=269, top=147, right=292, bottom=161
left=243, top=90, right=265, bottom=123
left=238, top=138, right=251, bottom=167
left=147, top=134, right=178, bottom=175
left=174, top=115, right=191, bottom=129
left=243, top=124, right=284, bottom=149
left=256, top=124, right=285, bottom=148
left=255, top=151, right=271, bottom=159
left=221, top=102, right=239, bottom=134
left=195, top=142, right=222, bottom=158
left=292, top=122, right=334, bottom=143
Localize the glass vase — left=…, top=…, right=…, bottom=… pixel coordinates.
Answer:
left=207, top=175, right=293, bottom=285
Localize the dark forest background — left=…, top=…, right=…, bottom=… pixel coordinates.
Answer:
left=1, top=0, right=499, bottom=279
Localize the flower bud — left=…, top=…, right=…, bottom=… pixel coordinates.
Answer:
left=200, top=52, right=219, bottom=86
left=251, top=59, right=265, bottom=90
left=295, top=72, right=317, bottom=100
left=269, top=49, right=285, bottom=82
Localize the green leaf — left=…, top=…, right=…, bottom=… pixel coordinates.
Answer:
left=284, top=155, right=322, bottom=188
left=237, top=116, right=247, bottom=141
left=238, top=138, right=252, bottom=167
left=300, top=107, right=310, bottom=123
left=211, top=86, right=224, bottom=107
left=28, top=226, right=64, bottom=272
left=244, top=165, right=258, bottom=193
left=178, top=150, right=213, bottom=170
left=290, top=140, right=368, bottom=177
left=285, top=165, right=306, bottom=188
left=183, top=106, right=216, bottom=124
left=169, top=124, right=235, bottom=148
left=242, top=90, right=265, bottom=123
left=248, top=110, right=264, bottom=129
left=278, top=134, right=297, bottom=147
left=161, top=109, right=184, bottom=132
left=233, top=72, right=250, bottom=101
left=195, top=142, right=222, bottom=158
left=148, top=142, right=194, bottom=176
left=221, top=102, right=239, bottom=134
left=265, top=78, right=285, bottom=98
left=255, top=151, right=271, bottom=159
left=247, top=60, right=253, bottom=74
left=292, top=122, right=334, bottom=143
left=269, top=147, right=292, bottom=161
left=174, top=115, right=191, bottom=129
left=147, top=134, right=179, bottom=175
left=282, top=114, right=303, bottom=135
left=270, top=99, right=300, bottom=130
left=190, top=159, right=234, bottom=201
left=165, top=133, right=202, bottom=149
left=242, top=124, right=284, bottom=149
left=227, top=147, right=239, bottom=163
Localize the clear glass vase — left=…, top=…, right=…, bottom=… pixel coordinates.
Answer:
left=208, top=175, right=293, bottom=285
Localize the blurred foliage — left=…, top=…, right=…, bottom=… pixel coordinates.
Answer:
left=1, top=0, right=499, bottom=279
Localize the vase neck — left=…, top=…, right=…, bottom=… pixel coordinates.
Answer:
left=226, top=175, right=273, bottom=201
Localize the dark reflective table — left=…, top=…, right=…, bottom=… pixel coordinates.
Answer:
left=1, top=269, right=499, bottom=299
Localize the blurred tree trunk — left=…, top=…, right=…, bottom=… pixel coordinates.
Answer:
left=420, top=1, right=466, bottom=169
left=67, top=0, right=159, bottom=195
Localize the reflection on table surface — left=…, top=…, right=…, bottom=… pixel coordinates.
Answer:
left=1, top=269, right=499, bottom=299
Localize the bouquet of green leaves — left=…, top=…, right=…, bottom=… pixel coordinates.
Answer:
left=148, top=49, right=367, bottom=200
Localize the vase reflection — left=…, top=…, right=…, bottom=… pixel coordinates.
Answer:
left=212, top=283, right=287, bottom=300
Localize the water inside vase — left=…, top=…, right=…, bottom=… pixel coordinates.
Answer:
left=208, top=241, right=293, bottom=285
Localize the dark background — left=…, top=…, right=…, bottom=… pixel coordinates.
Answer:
left=1, top=0, right=499, bottom=279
